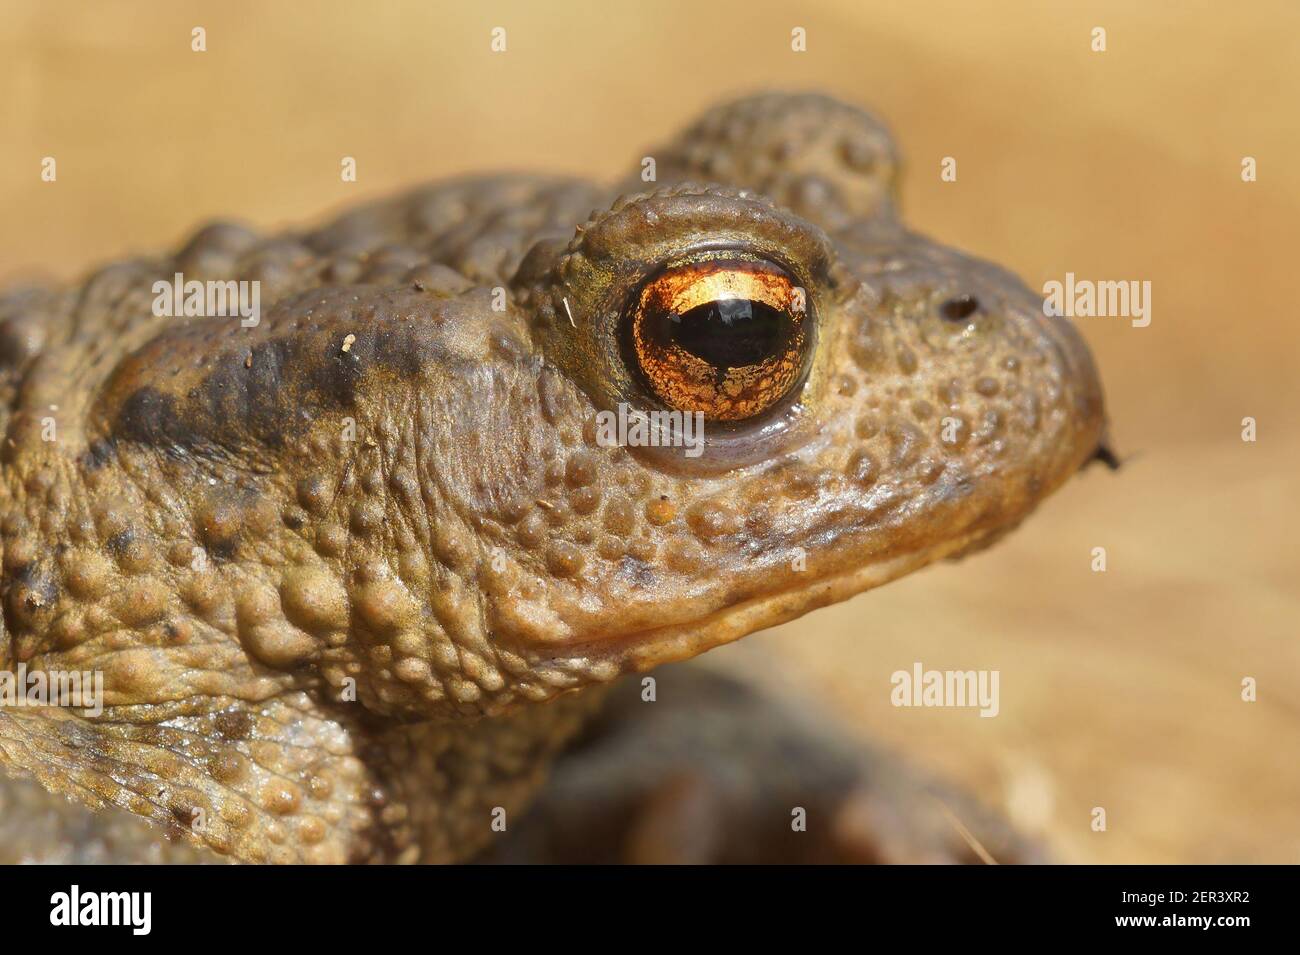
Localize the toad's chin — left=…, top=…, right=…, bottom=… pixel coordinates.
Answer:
left=551, top=525, right=993, bottom=677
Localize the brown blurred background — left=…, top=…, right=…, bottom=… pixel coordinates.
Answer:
left=1, top=0, right=1296, bottom=862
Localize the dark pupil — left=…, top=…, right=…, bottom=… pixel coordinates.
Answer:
left=656, top=298, right=791, bottom=369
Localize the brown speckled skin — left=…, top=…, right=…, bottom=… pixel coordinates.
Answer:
left=0, top=93, right=1104, bottom=863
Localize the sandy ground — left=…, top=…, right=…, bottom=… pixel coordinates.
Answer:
left=1, top=0, right=1296, bottom=862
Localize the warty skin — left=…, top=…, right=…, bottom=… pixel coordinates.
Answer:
left=0, top=93, right=1105, bottom=863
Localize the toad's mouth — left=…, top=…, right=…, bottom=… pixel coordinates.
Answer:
left=544, top=525, right=992, bottom=677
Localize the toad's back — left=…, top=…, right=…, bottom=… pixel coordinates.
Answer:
left=0, top=175, right=608, bottom=438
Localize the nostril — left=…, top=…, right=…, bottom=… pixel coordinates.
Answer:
left=939, top=295, right=980, bottom=322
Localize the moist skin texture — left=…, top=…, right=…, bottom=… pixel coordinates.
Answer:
left=0, top=92, right=1105, bottom=864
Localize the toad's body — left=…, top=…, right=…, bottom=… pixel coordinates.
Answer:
left=0, top=94, right=1104, bottom=863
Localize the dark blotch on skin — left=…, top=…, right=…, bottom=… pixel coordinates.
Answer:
left=80, top=438, right=117, bottom=472
left=104, top=530, right=135, bottom=557
left=108, top=318, right=434, bottom=462
left=2, top=565, right=59, bottom=634
left=113, top=387, right=217, bottom=459
left=213, top=709, right=254, bottom=741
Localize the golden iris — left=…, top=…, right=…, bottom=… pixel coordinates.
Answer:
left=623, top=257, right=809, bottom=421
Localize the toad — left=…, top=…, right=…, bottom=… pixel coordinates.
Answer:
left=0, top=93, right=1105, bottom=863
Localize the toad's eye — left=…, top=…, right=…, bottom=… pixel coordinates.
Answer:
left=621, top=257, right=812, bottom=421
